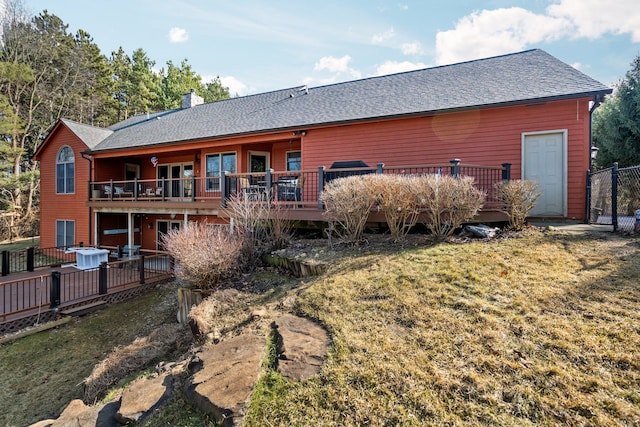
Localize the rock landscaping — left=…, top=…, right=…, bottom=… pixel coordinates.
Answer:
left=29, top=311, right=330, bottom=426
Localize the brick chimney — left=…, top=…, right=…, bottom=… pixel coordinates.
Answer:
left=181, top=89, right=204, bottom=109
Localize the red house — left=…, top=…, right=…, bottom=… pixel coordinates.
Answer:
left=34, top=49, right=611, bottom=252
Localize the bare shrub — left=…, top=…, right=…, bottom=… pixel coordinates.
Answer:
left=369, top=174, right=423, bottom=241
left=160, top=221, right=246, bottom=290
left=322, top=175, right=378, bottom=245
left=224, top=192, right=293, bottom=252
left=496, top=180, right=541, bottom=230
left=83, top=323, right=191, bottom=403
left=419, top=175, right=485, bottom=240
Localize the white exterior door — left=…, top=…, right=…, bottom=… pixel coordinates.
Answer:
left=522, top=131, right=566, bottom=216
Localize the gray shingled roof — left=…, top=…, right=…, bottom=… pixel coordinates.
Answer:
left=61, top=118, right=113, bottom=148
left=91, top=49, right=611, bottom=153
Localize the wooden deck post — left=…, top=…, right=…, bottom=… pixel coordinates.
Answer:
left=221, top=171, right=227, bottom=208
left=450, top=159, right=461, bottom=178
left=27, top=247, right=34, bottom=272
left=99, top=261, right=108, bottom=295
left=318, top=166, right=325, bottom=210
left=501, top=163, right=512, bottom=181
left=139, top=255, right=145, bottom=285
left=50, top=271, right=61, bottom=308
left=266, top=168, right=273, bottom=201
left=1, top=251, right=8, bottom=276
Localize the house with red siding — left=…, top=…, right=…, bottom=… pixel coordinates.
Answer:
left=34, top=49, right=611, bottom=252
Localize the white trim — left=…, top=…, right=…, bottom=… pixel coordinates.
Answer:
left=124, top=163, right=141, bottom=179
left=156, top=220, right=182, bottom=251
left=204, top=151, right=237, bottom=192
left=521, top=129, right=568, bottom=217
left=156, top=162, right=194, bottom=199
left=55, top=145, right=76, bottom=195
left=285, top=150, right=302, bottom=171
left=248, top=151, right=270, bottom=173
left=55, top=219, right=75, bottom=247
left=94, top=211, right=98, bottom=247
left=127, top=212, right=135, bottom=257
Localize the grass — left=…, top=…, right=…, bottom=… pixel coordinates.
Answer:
left=1, top=230, right=639, bottom=426
left=0, top=283, right=184, bottom=427
left=244, top=230, right=640, bottom=426
left=0, top=236, right=39, bottom=251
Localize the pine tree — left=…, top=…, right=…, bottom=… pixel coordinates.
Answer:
left=593, top=55, right=640, bottom=168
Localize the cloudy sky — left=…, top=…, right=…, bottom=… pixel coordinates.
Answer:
left=26, top=0, right=640, bottom=96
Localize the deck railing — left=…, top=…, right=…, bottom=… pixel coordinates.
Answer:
left=88, top=160, right=512, bottom=209
left=0, top=273, right=51, bottom=322
left=0, top=254, right=172, bottom=324
left=1, top=244, right=87, bottom=277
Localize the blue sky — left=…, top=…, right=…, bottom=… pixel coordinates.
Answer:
left=25, top=0, right=640, bottom=96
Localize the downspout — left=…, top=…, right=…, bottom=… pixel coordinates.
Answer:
left=586, top=94, right=603, bottom=223
left=81, top=151, right=93, bottom=245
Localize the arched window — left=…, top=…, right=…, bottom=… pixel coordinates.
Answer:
left=56, top=146, right=75, bottom=194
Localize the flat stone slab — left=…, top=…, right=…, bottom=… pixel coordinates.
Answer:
left=48, top=399, right=119, bottom=427
left=276, top=314, right=330, bottom=381
left=184, top=333, right=265, bottom=426
left=116, top=372, right=173, bottom=424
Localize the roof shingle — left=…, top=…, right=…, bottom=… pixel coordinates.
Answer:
left=91, top=49, right=611, bottom=152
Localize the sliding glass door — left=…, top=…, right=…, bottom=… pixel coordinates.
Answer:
left=157, top=163, right=193, bottom=198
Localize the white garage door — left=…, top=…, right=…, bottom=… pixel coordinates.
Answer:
left=522, top=131, right=566, bottom=216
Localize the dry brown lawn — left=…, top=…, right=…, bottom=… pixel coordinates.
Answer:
left=2, top=229, right=639, bottom=426
left=246, top=229, right=640, bottom=426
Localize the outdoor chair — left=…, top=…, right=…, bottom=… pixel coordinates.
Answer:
left=240, top=177, right=263, bottom=201
left=277, top=176, right=304, bottom=207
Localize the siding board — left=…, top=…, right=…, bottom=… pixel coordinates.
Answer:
left=38, top=127, right=91, bottom=247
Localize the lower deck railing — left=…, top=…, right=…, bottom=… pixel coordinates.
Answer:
left=0, top=254, right=173, bottom=325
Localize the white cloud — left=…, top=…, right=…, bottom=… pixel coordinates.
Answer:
left=374, top=60, right=428, bottom=76
left=218, top=76, right=249, bottom=96
left=399, top=4, right=409, bottom=11
left=571, top=62, right=583, bottom=70
left=372, top=28, right=396, bottom=44
left=310, top=55, right=362, bottom=86
left=168, top=27, right=189, bottom=43
left=435, top=7, right=568, bottom=65
left=314, top=55, right=362, bottom=79
left=435, top=1, right=640, bottom=66
left=315, top=55, right=351, bottom=73
left=548, top=0, right=640, bottom=42
left=401, top=41, right=424, bottom=55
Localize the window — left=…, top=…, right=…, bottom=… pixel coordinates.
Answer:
left=56, top=220, right=75, bottom=248
left=56, top=146, right=75, bottom=193
left=157, top=163, right=194, bottom=198
left=287, top=151, right=301, bottom=171
left=206, top=153, right=236, bottom=191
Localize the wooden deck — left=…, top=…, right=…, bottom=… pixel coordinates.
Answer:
left=0, top=257, right=172, bottom=328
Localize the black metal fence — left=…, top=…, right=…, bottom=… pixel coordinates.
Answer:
left=0, top=244, right=81, bottom=276
left=590, top=162, right=640, bottom=232
left=222, top=160, right=511, bottom=210
left=1, top=254, right=172, bottom=324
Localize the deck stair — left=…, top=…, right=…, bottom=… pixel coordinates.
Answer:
left=60, top=300, right=108, bottom=317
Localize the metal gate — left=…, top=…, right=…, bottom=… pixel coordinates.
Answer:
left=590, top=163, right=640, bottom=232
